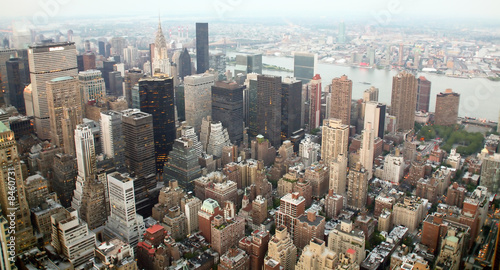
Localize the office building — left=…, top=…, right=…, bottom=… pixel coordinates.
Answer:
left=46, top=76, right=82, bottom=155
left=78, top=69, right=106, bottom=103
left=31, top=198, right=65, bottom=245
left=124, top=68, right=143, bottom=106
left=6, top=57, right=30, bottom=114
left=257, top=75, right=282, bottom=147
left=0, top=49, right=18, bottom=107
left=196, top=23, right=209, bottom=74
left=480, top=153, right=500, bottom=194
left=198, top=198, right=224, bottom=243
left=103, top=172, right=145, bottom=247
left=212, top=81, right=244, bottom=144
left=293, top=52, right=316, bottom=83
left=178, top=48, right=192, bottom=79
left=434, top=89, right=460, bottom=126
left=391, top=71, right=417, bottom=131
left=138, top=76, right=176, bottom=173
left=184, top=73, right=216, bottom=133
left=329, top=75, right=352, bottom=126
left=163, top=137, right=202, bottom=190
left=152, top=20, right=170, bottom=75
left=338, top=22, right=346, bottom=43
left=383, top=151, right=404, bottom=184
left=234, top=53, right=263, bottom=75
left=416, top=76, right=431, bottom=112
left=328, top=220, right=365, bottom=264
left=299, top=135, right=320, bottom=167
left=347, top=162, right=369, bottom=210
left=296, top=238, right=337, bottom=270
left=267, top=225, right=297, bottom=270
left=71, top=125, right=107, bottom=230
left=0, top=122, right=36, bottom=252
left=50, top=208, right=96, bottom=268
left=359, top=122, right=374, bottom=179
left=28, top=41, right=78, bottom=140
left=100, top=110, right=125, bottom=170
left=121, top=109, right=157, bottom=211
left=200, top=116, right=232, bottom=158
left=321, top=118, right=349, bottom=165
left=282, top=77, right=303, bottom=140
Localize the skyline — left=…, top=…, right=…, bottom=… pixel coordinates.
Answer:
left=1, top=0, right=500, bottom=24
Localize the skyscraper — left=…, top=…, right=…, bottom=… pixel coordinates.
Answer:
left=28, top=41, right=78, bottom=140
left=152, top=19, right=170, bottom=75
left=124, top=68, right=144, bottom=106
left=184, top=73, right=216, bottom=133
left=78, top=69, right=106, bottom=103
left=321, top=118, right=349, bottom=165
left=121, top=109, right=156, bottom=212
left=46, top=76, right=83, bottom=155
left=308, top=74, right=321, bottom=130
left=178, top=48, right=192, bottom=79
left=359, top=122, right=374, bottom=179
left=196, top=23, right=209, bottom=74
left=104, top=172, right=145, bottom=247
left=211, top=81, right=244, bottom=144
left=434, top=89, right=460, bottom=126
left=257, top=75, right=282, bottom=147
left=0, top=49, right=17, bottom=107
left=347, top=162, right=369, bottom=210
left=391, top=71, right=417, bottom=131
left=163, top=137, right=202, bottom=190
left=100, top=111, right=126, bottom=170
left=364, top=102, right=386, bottom=139
left=329, top=154, right=348, bottom=197
left=337, top=21, right=346, bottom=43
left=0, top=122, right=36, bottom=252
left=234, top=53, right=263, bottom=76
left=281, top=77, right=303, bottom=140
left=6, top=56, right=30, bottom=114
left=330, top=75, right=352, bottom=126
left=138, top=76, right=176, bottom=173
left=293, top=52, right=316, bottom=83
left=416, top=76, right=431, bottom=112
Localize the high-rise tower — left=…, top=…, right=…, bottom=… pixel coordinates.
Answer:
left=196, top=23, right=209, bottom=74
left=257, top=75, right=282, bottom=147
left=100, top=110, right=126, bottom=170
left=293, top=52, right=316, bottom=83
left=28, top=41, right=78, bottom=140
left=0, top=122, right=36, bottom=252
left=308, top=74, right=321, bottom=130
left=434, top=89, right=460, bottom=126
left=416, top=76, right=431, bottom=112
left=321, top=118, right=349, bottom=165
left=391, top=71, right=417, bottom=131
left=184, top=73, right=216, bottom=133
left=329, top=75, right=352, bottom=126
left=138, top=76, right=176, bottom=173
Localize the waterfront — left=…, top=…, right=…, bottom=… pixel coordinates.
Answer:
left=227, top=52, right=500, bottom=121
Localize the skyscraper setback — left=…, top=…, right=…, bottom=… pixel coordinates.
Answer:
left=330, top=75, right=353, bottom=126
left=28, top=41, right=78, bottom=140
left=391, top=71, right=417, bottom=131
left=196, top=23, right=209, bottom=74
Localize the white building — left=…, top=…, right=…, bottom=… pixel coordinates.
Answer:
left=383, top=152, right=404, bottom=184
left=103, top=172, right=145, bottom=248
left=328, top=220, right=365, bottom=264
left=359, top=122, right=374, bottom=179
left=200, top=116, right=231, bottom=158
left=299, top=135, right=321, bottom=167
left=184, top=73, right=216, bottom=133
left=51, top=208, right=96, bottom=268
left=100, top=110, right=125, bottom=168
left=78, top=69, right=106, bottom=102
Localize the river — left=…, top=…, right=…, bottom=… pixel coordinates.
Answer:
left=226, top=52, right=500, bottom=121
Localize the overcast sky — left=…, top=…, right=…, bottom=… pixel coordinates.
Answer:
left=1, top=0, right=499, bottom=23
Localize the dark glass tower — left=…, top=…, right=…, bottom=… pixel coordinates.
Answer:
left=163, top=137, right=202, bottom=191
left=179, top=48, right=192, bottom=79
left=281, top=78, right=302, bottom=141
left=257, top=75, right=282, bottom=147
left=138, top=76, right=176, bottom=174
left=98, top=41, right=106, bottom=56
left=6, top=57, right=30, bottom=114
left=195, top=23, right=209, bottom=74
left=247, top=79, right=258, bottom=137
left=416, top=76, right=431, bottom=112
left=212, top=81, right=244, bottom=144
